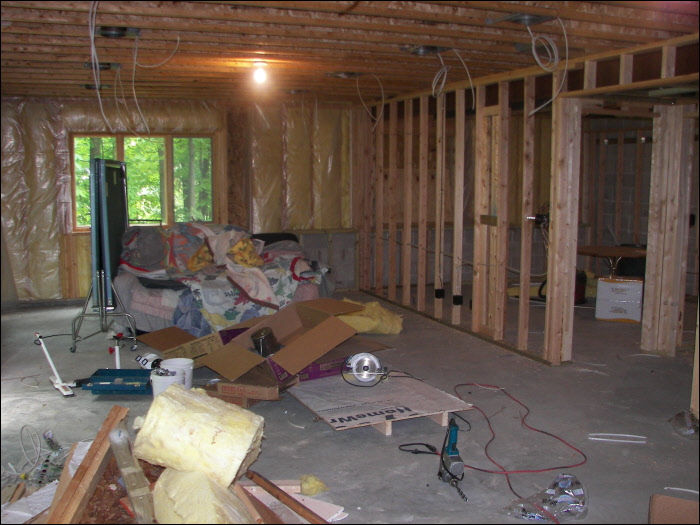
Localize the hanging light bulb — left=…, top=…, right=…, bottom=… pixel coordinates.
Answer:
left=253, top=61, right=267, bottom=84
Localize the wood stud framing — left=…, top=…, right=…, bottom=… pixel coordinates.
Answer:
left=373, top=111, right=384, bottom=295
left=402, top=99, right=413, bottom=307
left=417, top=96, right=429, bottom=312
left=356, top=33, right=697, bottom=366
left=451, top=90, right=466, bottom=325
left=544, top=86, right=583, bottom=365
left=433, top=94, right=446, bottom=320
left=518, top=77, right=536, bottom=351
left=642, top=104, right=695, bottom=356
left=388, top=102, right=398, bottom=301
left=472, top=85, right=489, bottom=334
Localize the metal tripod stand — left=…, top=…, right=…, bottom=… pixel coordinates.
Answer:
left=70, top=269, right=138, bottom=353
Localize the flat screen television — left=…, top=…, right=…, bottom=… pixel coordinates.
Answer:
left=90, top=158, right=128, bottom=309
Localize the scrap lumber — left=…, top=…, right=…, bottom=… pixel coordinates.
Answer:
left=245, top=470, right=328, bottom=525
left=233, top=482, right=284, bottom=524
left=46, top=406, right=129, bottom=524
left=108, top=420, right=155, bottom=524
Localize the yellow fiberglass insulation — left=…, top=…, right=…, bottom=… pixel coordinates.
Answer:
left=133, top=384, right=264, bottom=487
left=336, top=298, right=403, bottom=335
left=153, top=468, right=255, bottom=524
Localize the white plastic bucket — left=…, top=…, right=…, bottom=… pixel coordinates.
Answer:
left=151, top=370, right=184, bottom=397
left=160, top=358, right=194, bottom=389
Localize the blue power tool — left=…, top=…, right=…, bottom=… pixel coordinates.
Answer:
left=438, top=417, right=467, bottom=501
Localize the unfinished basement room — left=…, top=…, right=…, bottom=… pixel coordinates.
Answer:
left=1, top=2, right=699, bottom=524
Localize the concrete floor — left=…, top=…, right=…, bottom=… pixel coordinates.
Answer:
left=1, top=291, right=698, bottom=523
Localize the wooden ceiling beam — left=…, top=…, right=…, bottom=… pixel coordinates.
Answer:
left=226, top=0, right=699, bottom=34
left=0, top=2, right=651, bottom=51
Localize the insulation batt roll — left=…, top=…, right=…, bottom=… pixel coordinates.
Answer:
left=133, top=384, right=264, bottom=487
left=153, top=468, right=255, bottom=524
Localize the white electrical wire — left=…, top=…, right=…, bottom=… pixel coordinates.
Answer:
left=664, top=487, right=700, bottom=495
left=356, top=74, right=384, bottom=133
left=528, top=17, right=569, bottom=116
left=432, top=53, right=450, bottom=98
left=431, top=49, right=475, bottom=109
left=88, top=1, right=115, bottom=133
left=451, top=49, right=476, bottom=111
left=131, top=35, right=151, bottom=136
left=136, top=35, right=180, bottom=68
left=1, top=426, right=45, bottom=486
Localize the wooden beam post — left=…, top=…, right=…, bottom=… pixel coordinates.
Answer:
left=518, top=77, right=535, bottom=351
left=544, top=89, right=582, bottom=365
left=615, top=131, right=625, bottom=243
left=641, top=104, right=689, bottom=356
left=451, top=90, right=466, bottom=325
left=434, top=94, right=446, bottom=320
left=493, top=81, right=510, bottom=341
left=402, top=99, right=414, bottom=306
left=388, top=101, right=398, bottom=301
left=373, top=109, right=385, bottom=295
left=472, top=85, right=489, bottom=333
left=357, top=109, right=373, bottom=290
left=417, top=95, right=429, bottom=311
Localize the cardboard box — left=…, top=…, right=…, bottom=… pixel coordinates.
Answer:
left=648, top=494, right=699, bottom=524
left=137, top=298, right=365, bottom=386
left=295, top=336, right=391, bottom=382
left=595, top=277, right=644, bottom=323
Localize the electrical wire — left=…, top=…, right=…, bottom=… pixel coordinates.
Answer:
left=528, top=17, right=569, bottom=116
left=88, top=1, right=115, bottom=133
left=453, top=383, right=587, bottom=477
left=431, top=49, right=475, bottom=109
left=131, top=35, right=151, bottom=136
left=356, top=74, right=384, bottom=133
left=1, top=426, right=44, bottom=487
left=136, top=35, right=180, bottom=68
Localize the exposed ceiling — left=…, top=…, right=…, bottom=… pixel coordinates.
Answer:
left=1, top=1, right=699, bottom=105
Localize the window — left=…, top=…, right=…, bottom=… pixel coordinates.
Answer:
left=72, top=134, right=213, bottom=230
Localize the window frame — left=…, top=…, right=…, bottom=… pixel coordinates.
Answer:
left=70, top=132, right=215, bottom=232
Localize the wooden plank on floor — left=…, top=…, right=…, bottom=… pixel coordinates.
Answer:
left=434, top=93, right=446, bottom=320
left=417, top=95, right=429, bottom=312
left=402, top=99, right=414, bottom=307
left=451, top=89, right=466, bottom=325
left=47, top=406, right=129, bottom=524
left=518, top=77, right=535, bottom=351
left=388, top=101, right=398, bottom=301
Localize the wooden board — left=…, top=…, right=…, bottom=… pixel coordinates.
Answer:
left=46, top=406, right=129, bottom=524
left=288, top=376, right=472, bottom=436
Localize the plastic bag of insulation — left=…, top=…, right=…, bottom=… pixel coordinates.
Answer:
left=499, top=473, right=588, bottom=522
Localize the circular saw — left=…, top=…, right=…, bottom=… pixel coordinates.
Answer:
left=341, top=353, right=388, bottom=387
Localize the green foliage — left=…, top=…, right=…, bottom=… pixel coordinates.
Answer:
left=125, top=137, right=165, bottom=223
left=173, top=138, right=213, bottom=222
left=73, top=135, right=213, bottom=229
left=74, top=136, right=116, bottom=227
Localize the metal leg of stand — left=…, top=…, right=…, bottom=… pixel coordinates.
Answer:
left=71, top=284, right=94, bottom=352
left=70, top=272, right=139, bottom=353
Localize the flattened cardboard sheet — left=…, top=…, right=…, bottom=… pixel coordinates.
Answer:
left=289, top=374, right=472, bottom=431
